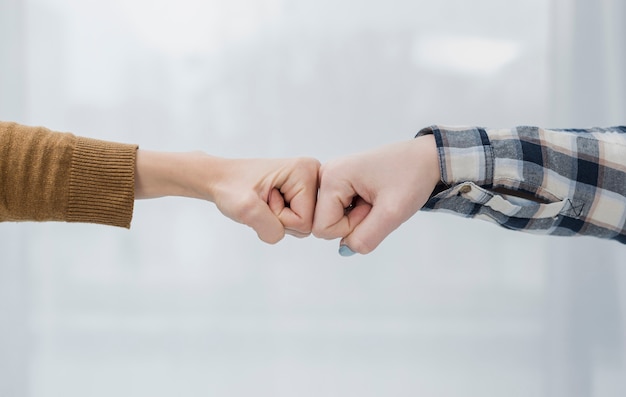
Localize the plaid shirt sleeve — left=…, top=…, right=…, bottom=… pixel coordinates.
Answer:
left=415, top=125, right=626, bottom=244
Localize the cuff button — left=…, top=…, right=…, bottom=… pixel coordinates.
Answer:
left=459, top=185, right=472, bottom=194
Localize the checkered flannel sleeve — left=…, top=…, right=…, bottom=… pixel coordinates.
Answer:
left=415, top=125, right=626, bottom=243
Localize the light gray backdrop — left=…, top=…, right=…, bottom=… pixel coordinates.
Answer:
left=1, top=0, right=625, bottom=396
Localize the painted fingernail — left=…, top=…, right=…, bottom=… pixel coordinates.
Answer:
left=339, top=245, right=356, bottom=257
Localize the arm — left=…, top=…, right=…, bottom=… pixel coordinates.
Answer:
left=313, top=125, right=626, bottom=256
left=135, top=150, right=320, bottom=243
left=419, top=125, right=626, bottom=243
left=0, top=122, right=137, bottom=227
left=1, top=121, right=320, bottom=242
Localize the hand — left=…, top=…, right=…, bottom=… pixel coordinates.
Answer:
left=209, top=157, right=321, bottom=243
left=312, top=134, right=440, bottom=255
left=135, top=151, right=320, bottom=243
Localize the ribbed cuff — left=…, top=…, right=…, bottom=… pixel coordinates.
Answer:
left=67, top=137, right=138, bottom=228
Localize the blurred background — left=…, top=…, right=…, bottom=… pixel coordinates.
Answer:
left=1, top=0, right=625, bottom=396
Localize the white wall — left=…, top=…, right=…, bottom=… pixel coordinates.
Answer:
left=0, top=0, right=624, bottom=396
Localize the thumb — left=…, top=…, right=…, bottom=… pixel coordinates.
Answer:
left=242, top=196, right=286, bottom=244
left=339, top=201, right=404, bottom=256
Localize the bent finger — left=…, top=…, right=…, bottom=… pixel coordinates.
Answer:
left=341, top=201, right=403, bottom=255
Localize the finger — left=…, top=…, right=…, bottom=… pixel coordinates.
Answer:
left=341, top=199, right=404, bottom=255
left=284, top=228, right=311, bottom=238
left=312, top=161, right=361, bottom=238
left=278, top=207, right=312, bottom=235
left=279, top=160, right=319, bottom=234
left=279, top=187, right=317, bottom=234
left=344, top=196, right=372, bottom=229
left=323, top=197, right=372, bottom=244
left=269, top=186, right=315, bottom=236
left=268, top=188, right=285, bottom=215
left=312, top=187, right=354, bottom=239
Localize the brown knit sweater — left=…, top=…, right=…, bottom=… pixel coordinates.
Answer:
left=0, top=122, right=138, bottom=228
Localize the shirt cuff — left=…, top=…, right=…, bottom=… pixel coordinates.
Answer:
left=416, top=125, right=494, bottom=188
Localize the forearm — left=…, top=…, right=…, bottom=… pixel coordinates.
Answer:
left=134, top=150, right=218, bottom=201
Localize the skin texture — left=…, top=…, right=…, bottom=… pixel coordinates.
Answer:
left=313, top=134, right=441, bottom=255
left=135, top=150, right=320, bottom=244
left=134, top=134, right=439, bottom=253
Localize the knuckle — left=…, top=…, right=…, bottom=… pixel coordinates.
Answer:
left=300, top=157, right=321, bottom=170
left=318, top=160, right=337, bottom=179
left=294, top=220, right=313, bottom=235
left=286, top=229, right=310, bottom=239
left=291, top=157, right=321, bottom=177
left=311, top=224, right=334, bottom=239
left=317, top=161, right=338, bottom=183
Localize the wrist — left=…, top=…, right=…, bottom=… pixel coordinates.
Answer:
left=411, top=134, right=441, bottom=194
left=135, top=150, right=222, bottom=201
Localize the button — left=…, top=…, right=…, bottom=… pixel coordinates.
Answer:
left=459, top=185, right=472, bottom=194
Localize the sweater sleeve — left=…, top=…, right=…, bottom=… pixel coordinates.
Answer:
left=0, top=121, right=138, bottom=228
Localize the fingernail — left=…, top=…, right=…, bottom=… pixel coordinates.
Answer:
left=338, top=245, right=356, bottom=257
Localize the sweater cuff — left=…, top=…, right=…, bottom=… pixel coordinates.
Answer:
left=67, top=137, right=138, bottom=228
